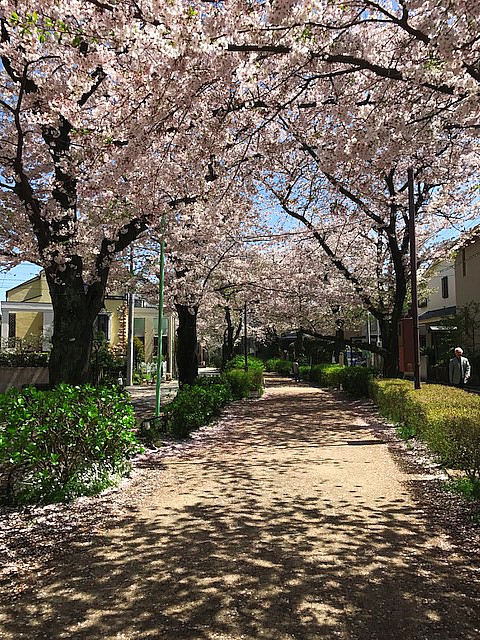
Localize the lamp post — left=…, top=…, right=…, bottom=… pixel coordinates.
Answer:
left=126, top=292, right=135, bottom=386
left=155, top=238, right=166, bottom=417
left=244, top=301, right=248, bottom=371
left=408, top=168, right=421, bottom=390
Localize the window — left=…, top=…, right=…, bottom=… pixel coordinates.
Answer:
left=441, top=276, right=449, bottom=299
left=96, top=314, right=110, bottom=340
left=153, top=335, right=168, bottom=358
left=134, top=317, right=145, bottom=338
left=8, top=313, right=16, bottom=348
left=8, top=313, right=16, bottom=338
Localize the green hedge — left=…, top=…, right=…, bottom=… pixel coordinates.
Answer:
left=0, top=384, right=141, bottom=505
left=370, top=379, right=480, bottom=480
left=225, top=355, right=264, bottom=372
left=163, top=381, right=233, bottom=438
left=339, top=366, right=378, bottom=398
left=224, top=368, right=264, bottom=399
left=305, top=363, right=377, bottom=398
left=264, top=358, right=294, bottom=376
left=0, top=352, right=49, bottom=367
left=161, top=368, right=264, bottom=439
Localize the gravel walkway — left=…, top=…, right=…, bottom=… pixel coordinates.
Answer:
left=1, top=377, right=479, bottom=639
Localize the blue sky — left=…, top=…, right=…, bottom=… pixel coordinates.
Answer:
left=0, top=262, right=42, bottom=302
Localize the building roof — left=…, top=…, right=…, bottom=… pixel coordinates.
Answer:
left=418, top=305, right=456, bottom=322
left=451, top=224, right=480, bottom=252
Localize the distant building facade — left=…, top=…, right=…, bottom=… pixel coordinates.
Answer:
left=0, top=271, right=176, bottom=375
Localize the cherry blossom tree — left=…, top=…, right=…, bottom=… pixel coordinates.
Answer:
left=0, top=0, right=478, bottom=386
left=0, top=0, right=245, bottom=385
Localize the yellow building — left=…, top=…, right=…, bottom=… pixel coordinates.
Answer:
left=454, top=229, right=480, bottom=308
left=0, top=271, right=176, bottom=375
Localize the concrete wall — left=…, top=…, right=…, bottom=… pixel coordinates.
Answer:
left=0, top=367, right=49, bottom=393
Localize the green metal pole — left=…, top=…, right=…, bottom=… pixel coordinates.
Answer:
left=155, top=239, right=166, bottom=417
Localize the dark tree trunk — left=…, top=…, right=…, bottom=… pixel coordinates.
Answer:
left=378, top=316, right=401, bottom=378
left=221, top=306, right=242, bottom=368
left=176, top=303, right=199, bottom=386
left=46, top=263, right=105, bottom=387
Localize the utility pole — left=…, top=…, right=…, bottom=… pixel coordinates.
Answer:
left=408, top=168, right=421, bottom=390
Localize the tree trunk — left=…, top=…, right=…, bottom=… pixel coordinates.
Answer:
left=378, top=317, right=400, bottom=378
left=176, top=303, right=199, bottom=386
left=46, top=265, right=104, bottom=387
left=221, top=306, right=242, bottom=368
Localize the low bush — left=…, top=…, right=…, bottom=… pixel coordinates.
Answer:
left=264, top=358, right=298, bottom=376
left=309, top=363, right=343, bottom=387
left=223, top=357, right=264, bottom=397
left=337, top=366, right=378, bottom=398
left=265, top=358, right=280, bottom=372
left=0, top=384, right=141, bottom=505
left=161, top=367, right=265, bottom=439
left=225, top=355, right=264, bottom=372
left=162, top=382, right=232, bottom=438
left=224, top=368, right=264, bottom=399
left=299, top=365, right=310, bottom=381
left=0, top=351, right=49, bottom=367
left=370, top=379, right=480, bottom=480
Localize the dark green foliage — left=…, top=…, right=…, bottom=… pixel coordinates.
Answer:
left=162, top=382, right=233, bottom=438
left=396, top=424, right=418, bottom=441
left=309, top=363, right=344, bottom=387
left=161, top=367, right=264, bottom=439
left=307, top=363, right=377, bottom=397
left=443, top=476, right=480, bottom=500
left=299, top=365, right=310, bottom=381
left=224, top=368, right=264, bottom=399
left=338, top=366, right=378, bottom=398
left=264, top=358, right=293, bottom=376
left=0, top=384, right=141, bottom=505
left=370, top=379, right=480, bottom=480
left=90, top=332, right=126, bottom=383
left=0, top=351, right=49, bottom=367
left=133, top=336, right=145, bottom=368
left=225, top=355, right=264, bottom=372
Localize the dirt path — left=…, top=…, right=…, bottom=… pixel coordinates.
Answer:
left=1, top=379, right=479, bottom=639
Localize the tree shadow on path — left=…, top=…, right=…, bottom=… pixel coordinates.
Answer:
left=1, top=383, right=479, bottom=640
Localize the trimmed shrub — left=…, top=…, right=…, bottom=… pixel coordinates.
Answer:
left=224, top=368, right=264, bottom=399
left=0, top=351, right=49, bottom=367
left=337, top=366, right=378, bottom=398
left=161, top=368, right=264, bottom=440
left=309, top=363, right=344, bottom=387
left=299, top=365, right=310, bottom=381
left=264, top=358, right=296, bottom=376
left=162, top=382, right=232, bottom=438
left=0, top=384, right=140, bottom=505
left=265, top=358, right=280, bottom=372
left=370, top=379, right=480, bottom=479
left=225, top=355, right=264, bottom=372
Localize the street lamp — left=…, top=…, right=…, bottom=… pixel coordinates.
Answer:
left=155, top=237, right=166, bottom=417
left=244, top=301, right=248, bottom=371
left=408, top=168, right=421, bottom=390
